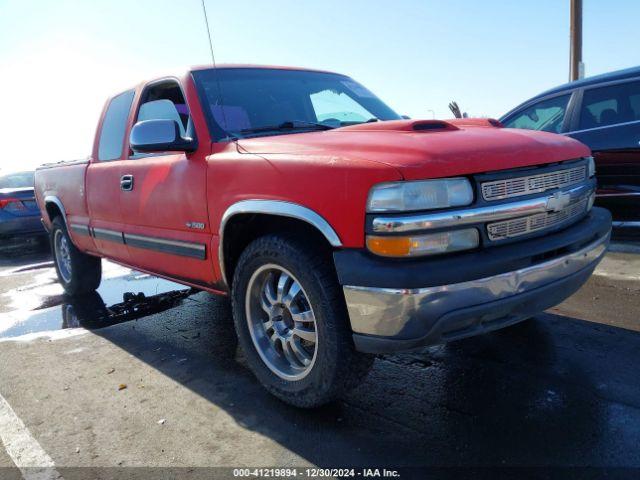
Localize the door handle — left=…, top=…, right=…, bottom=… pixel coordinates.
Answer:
left=120, top=174, right=134, bottom=191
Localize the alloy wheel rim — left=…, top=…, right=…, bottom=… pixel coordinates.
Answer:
left=54, top=230, right=72, bottom=283
left=245, top=264, right=318, bottom=380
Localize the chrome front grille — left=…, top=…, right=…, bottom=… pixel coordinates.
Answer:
left=482, top=165, right=586, bottom=201
left=487, top=196, right=589, bottom=241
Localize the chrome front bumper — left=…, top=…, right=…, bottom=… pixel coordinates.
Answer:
left=344, top=231, right=609, bottom=353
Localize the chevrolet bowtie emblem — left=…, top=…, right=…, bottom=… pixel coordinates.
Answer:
left=546, top=191, right=571, bottom=212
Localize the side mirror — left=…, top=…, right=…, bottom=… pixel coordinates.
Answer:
left=129, top=119, right=197, bottom=154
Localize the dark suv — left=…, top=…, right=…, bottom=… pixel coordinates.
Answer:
left=501, top=66, right=640, bottom=228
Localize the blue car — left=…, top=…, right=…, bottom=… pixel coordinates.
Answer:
left=500, top=66, right=640, bottom=228
left=0, top=171, right=46, bottom=240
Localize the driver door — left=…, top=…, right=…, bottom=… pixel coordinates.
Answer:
left=118, top=80, right=214, bottom=285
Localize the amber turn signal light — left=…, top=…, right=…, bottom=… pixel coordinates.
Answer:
left=366, top=229, right=480, bottom=258
left=366, top=236, right=413, bottom=257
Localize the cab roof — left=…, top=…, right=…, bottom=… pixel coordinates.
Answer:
left=189, top=64, right=340, bottom=75
left=116, top=65, right=346, bottom=105
left=529, top=65, right=640, bottom=101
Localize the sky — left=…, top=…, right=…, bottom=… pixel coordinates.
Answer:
left=0, top=0, right=639, bottom=172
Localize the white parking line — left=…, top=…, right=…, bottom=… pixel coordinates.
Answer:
left=0, top=393, right=62, bottom=480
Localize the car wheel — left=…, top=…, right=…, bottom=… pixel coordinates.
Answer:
left=231, top=234, right=373, bottom=408
left=51, top=217, right=101, bottom=295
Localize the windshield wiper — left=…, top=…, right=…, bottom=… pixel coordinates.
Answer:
left=240, top=120, right=337, bottom=135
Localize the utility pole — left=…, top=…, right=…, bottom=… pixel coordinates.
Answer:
left=569, top=0, right=583, bottom=81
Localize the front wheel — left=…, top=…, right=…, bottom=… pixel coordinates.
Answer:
left=51, top=217, right=102, bottom=295
left=231, top=234, right=373, bottom=408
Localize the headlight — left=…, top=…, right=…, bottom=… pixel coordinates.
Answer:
left=366, top=229, right=479, bottom=257
left=367, top=178, right=473, bottom=213
left=587, top=156, right=596, bottom=178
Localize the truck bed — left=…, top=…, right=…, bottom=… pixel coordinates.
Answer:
left=34, top=159, right=91, bottom=238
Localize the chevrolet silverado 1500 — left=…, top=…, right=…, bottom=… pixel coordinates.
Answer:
left=35, top=65, right=611, bottom=407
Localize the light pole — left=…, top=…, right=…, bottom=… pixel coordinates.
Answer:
left=570, top=0, right=583, bottom=81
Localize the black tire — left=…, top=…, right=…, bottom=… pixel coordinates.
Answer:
left=50, top=217, right=102, bottom=295
left=231, top=234, right=373, bottom=408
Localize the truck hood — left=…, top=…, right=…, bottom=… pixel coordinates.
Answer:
left=236, top=119, right=591, bottom=180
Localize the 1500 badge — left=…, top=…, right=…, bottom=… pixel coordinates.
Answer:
left=186, top=221, right=205, bottom=230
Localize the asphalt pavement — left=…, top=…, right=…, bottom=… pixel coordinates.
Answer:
left=0, top=240, right=639, bottom=478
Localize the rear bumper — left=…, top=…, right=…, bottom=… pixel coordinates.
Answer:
left=0, top=215, right=46, bottom=237
left=338, top=208, right=611, bottom=354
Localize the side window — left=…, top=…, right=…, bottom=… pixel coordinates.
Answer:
left=98, top=90, right=135, bottom=161
left=134, top=81, right=192, bottom=141
left=503, top=95, right=570, bottom=133
left=630, top=93, right=640, bottom=119
left=579, top=80, right=640, bottom=130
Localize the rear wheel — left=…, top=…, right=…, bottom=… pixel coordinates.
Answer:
left=51, top=217, right=101, bottom=295
left=231, top=234, right=373, bottom=408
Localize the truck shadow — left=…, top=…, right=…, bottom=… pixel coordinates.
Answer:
left=58, top=289, right=640, bottom=468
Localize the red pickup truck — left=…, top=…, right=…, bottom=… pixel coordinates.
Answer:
left=35, top=65, right=611, bottom=407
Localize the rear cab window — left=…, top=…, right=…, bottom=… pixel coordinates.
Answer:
left=503, top=94, right=571, bottom=133
left=579, top=80, right=640, bottom=130
left=98, top=90, right=135, bottom=161
left=310, top=88, right=377, bottom=124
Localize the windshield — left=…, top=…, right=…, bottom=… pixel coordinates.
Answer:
left=192, top=68, right=401, bottom=140
left=0, top=171, right=34, bottom=189
left=502, top=95, right=570, bottom=133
